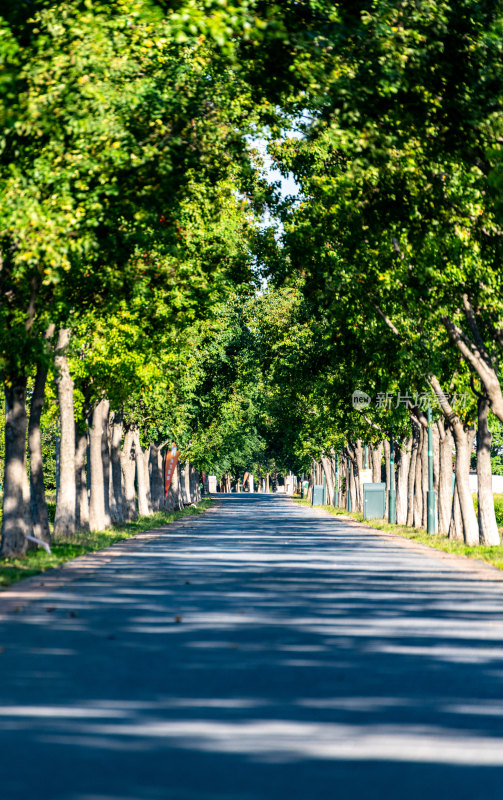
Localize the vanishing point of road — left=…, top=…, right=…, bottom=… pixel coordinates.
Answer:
left=2, top=494, right=503, bottom=800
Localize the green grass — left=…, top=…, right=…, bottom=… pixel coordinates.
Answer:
left=474, top=493, right=503, bottom=528
left=0, top=499, right=213, bottom=589
left=295, top=497, right=503, bottom=571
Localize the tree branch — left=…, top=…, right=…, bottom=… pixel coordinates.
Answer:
left=462, top=294, right=494, bottom=366
left=441, top=315, right=494, bottom=381
left=428, top=374, right=461, bottom=433
left=375, top=305, right=402, bottom=338
left=409, top=406, right=428, bottom=429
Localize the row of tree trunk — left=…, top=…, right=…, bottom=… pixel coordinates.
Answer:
left=1, top=330, right=201, bottom=558
left=218, top=474, right=256, bottom=492
left=315, top=400, right=499, bottom=546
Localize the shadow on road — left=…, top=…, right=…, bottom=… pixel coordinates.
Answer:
left=1, top=494, right=503, bottom=799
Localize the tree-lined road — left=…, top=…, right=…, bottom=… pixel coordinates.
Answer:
left=2, top=495, right=503, bottom=799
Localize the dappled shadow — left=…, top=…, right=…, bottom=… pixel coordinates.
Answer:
left=2, top=495, right=503, bottom=798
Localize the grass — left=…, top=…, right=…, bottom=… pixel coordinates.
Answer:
left=0, top=499, right=213, bottom=589
left=295, top=496, right=503, bottom=571
left=474, top=494, right=503, bottom=528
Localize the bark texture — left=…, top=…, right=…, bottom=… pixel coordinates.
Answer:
left=190, top=465, right=201, bottom=503
left=54, top=329, right=76, bottom=537
left=431, top=374, right=482, bottom=544
left=383, top=440, right=390, bottom=518
left=1, top=378, right=30, bottom=557
left=75, top=431, right=89, bottom=531
left=321, top=454, right=335, bottom=506
left=453, top=427, right=478, bottom=544
left=477, top=394, right=500, bottom=545
left=420, top=424, right=428, bottom=527
left=413, top=432, right=423, bottom=528
left=89, top=399, right=110, bottom=532
left=371, top=443, right=382, bottom=484
left=120, top=428, right=137, bottom=521
left=169, top=460, right=183, bottom=510
left=148, top=443, right=164, bottom=511
left=28, top=362, right=50, bottom=543
left=437, top=421, right=453, bottom=535
left=406, top=420, right=420, bottom=528
left=184, top=459, right=192, bottom=504
left=133, top=429, right=151, bottom=517
left=449, top=480, right=464, bottom=541
left=396, top=438, right=412, bottom=526
left=109, top=412, right=125, bottom=523
left=442, top=298, right=503, bottom=423
left=102, top=409, right=112, bottom=529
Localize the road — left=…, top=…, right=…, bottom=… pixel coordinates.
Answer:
left=2, top=494, right=503, bottom=800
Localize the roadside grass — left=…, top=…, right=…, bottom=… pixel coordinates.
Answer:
left=295, top=496, right=503, bottom=571
left=474, top=494, right=503, bottom=528
left=0, top=499, right=213, bottom=589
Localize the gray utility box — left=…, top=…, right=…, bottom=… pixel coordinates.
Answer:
left=312, top=484, right=325, bottom=506
left=363, top=482, right=386, bottom=520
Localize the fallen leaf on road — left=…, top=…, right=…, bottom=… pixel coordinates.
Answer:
left=175, top=615, right=183, bottom=623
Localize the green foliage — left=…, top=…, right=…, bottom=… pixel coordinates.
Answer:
left=490, top=420, right=503, bottom=476
left=0, top=396, right=4, bottom=490
left=3, top=0, right=503, bottom=507
left=0, top=0, right=272, bottom=388
left=41, top=425, right=58, bottom=493
left=262, top=0, right=503, bottom=456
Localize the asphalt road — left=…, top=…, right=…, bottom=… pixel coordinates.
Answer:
left=2, top=494, right=503, bottom=800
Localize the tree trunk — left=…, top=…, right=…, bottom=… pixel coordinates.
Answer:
left=407, top=420, right=420, bottom=527
left=28, top=362, right=50, bottom=543
left=371, top=443, right=382, bottom=483
left=54, top=329, right=76, bottom=537
left=430, top=374, right=479, bottom=544
left=321, top=454, right=335, bottom=506
left=477, top=394, right=500, bottom=545
left=102, top=404, right=112, bottom=529
left=449, top=480, right=464, bottom=541
left=383, top=440, right=390, bottom=518
left=413, top=430, right=423, bottom=528
left=1, top=378, right=30, bottom=557
left=396, top=437, right=412, bottom=525
left=189, top=465, right=200, bottom=503
left=75, top=431, right=89, bottom=531
left=149, top=442, right=164, bottom=511
left=89, top=399, right=110, bottom=532
left=120, top=428, right=137, bottom=521
left=184, top=459, right=192, bottom=504
left=133, top=429, right=151, bottom=517
left=453, top=426, right=478, bottom=545
left=354, top=441, right=363, bottom=511
left=265, top=473, right=270, bottom=493
left=433, top=423, right=440, bottom=508
left=109, top=411, right=125, bottom=523
left=437, top=421, right=453, bottom=535
left=170, top=460, right=183, bottom=510
left=443, top=303, right=503, bottom=424
left=349, top=456, right=358, bottom=511
left=421, top=424, right=429, bottom=527
left=339, top=454, right=347, bottom=508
